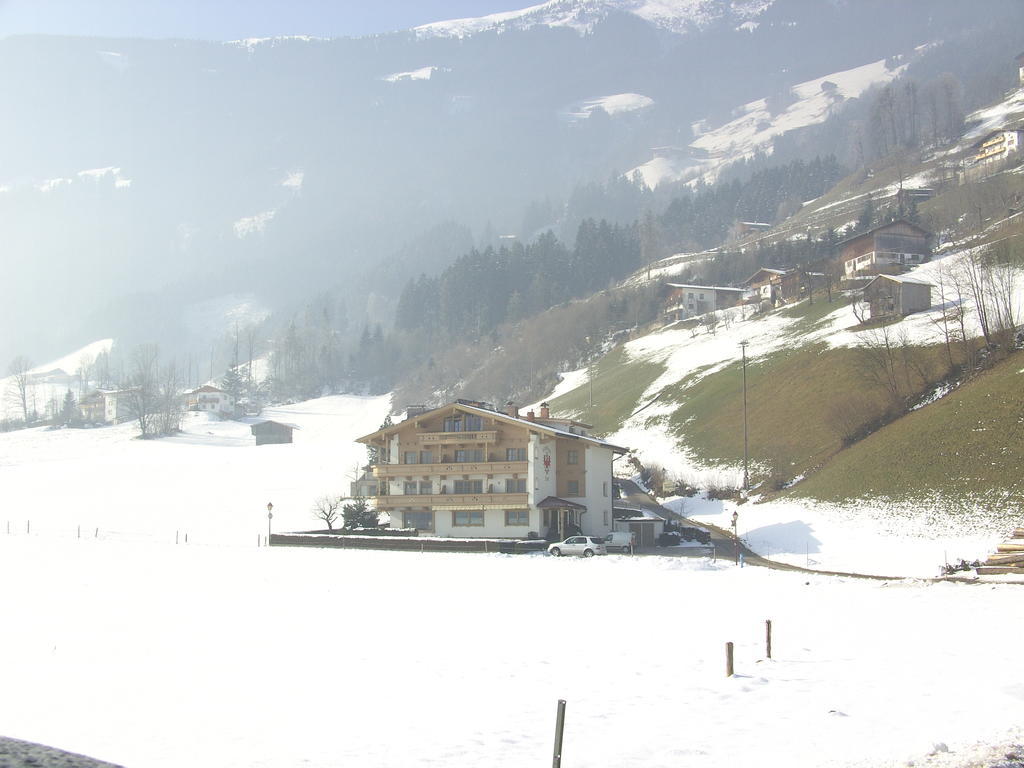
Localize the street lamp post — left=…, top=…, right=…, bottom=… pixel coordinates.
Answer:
left=267, top=501, right=274, bottom=545
left=740, top=341, right=749, bottom=492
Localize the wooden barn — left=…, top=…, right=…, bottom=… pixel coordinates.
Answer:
left=862, top=273, right=933, bottom=319
left=250, top=420, right=297, bottom=445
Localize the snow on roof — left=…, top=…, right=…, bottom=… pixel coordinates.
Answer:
left=666, top=282, right=747, bottom=292
left=613, top=506, right=667, bottom=522
left=866, top=273, right=935, bottom=287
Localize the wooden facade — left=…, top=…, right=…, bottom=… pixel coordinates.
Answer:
left=862, top=274, right=933, bottom=319
left=839, top=220, right=930, bottom=278
left=251, top=420, right=295, bottom=445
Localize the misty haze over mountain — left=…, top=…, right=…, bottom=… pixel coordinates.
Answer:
left=1, top=0, right=1021, bottom=367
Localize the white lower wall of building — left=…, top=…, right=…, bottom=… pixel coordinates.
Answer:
left=399, top=507, right=539, bottom=538
left=580, top=445, right=614, bottom=538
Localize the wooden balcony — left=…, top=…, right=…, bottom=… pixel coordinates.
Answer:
left=373, top=461, right=528, bottom=479
left=416, top=430, right=497, bottom=445
left=373, top=493, right=529, bottom=511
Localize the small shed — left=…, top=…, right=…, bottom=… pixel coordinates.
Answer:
left=250, top=420, right=297, bottom=445
left=863, top=273, right=933, bottom=319
left=612, top=506, right=666, bottom=548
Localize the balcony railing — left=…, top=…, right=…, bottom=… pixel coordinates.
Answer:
left=417, top=430, right=497, bottom=445
left=373, top=493, right=529, bottom=510
left=374, top=461, right=528, bottom=478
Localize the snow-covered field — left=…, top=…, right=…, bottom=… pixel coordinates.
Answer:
left=0, top=394, right=391, bottom=545
left=2, top=390, right=1023, bottom=767
left=1, top=536, right=1023, bottom=768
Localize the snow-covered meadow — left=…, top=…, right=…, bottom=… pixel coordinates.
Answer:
left=1, top=393, right=1023, bottom=767
left=2, top=536, right=1023, bottom=768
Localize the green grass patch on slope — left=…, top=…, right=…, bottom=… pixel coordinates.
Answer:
left=790, top=349, right=1024, bottom=511
left=659, top=341, right=952, bottom=485
left=660, top=345, right=860, bottom=480
left=548, top=345, right=666, bottom=435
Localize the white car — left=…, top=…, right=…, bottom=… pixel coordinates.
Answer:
left=547, top=536, right=608, bottom=557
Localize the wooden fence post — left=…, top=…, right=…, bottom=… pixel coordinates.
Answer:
left=726, top=641, right=734, bottom=677
left=765, top=620, right=773, bottom=660
left=552, top=699, right=567, bottom=768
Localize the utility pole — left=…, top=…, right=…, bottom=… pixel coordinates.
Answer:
left=740, top=340, right=749, bottom=492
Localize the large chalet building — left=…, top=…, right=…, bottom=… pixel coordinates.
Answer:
left=356, top=400, right=627, bottom=541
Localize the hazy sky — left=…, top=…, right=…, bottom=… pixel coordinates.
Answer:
left=0, top=1, right=522, bottom=40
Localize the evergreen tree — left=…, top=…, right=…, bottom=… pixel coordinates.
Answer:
left=61, top=388, right=76, bottom=426
left=342, top=497, right=379, bottom=530
left=221, top=366, right=244, bottom=403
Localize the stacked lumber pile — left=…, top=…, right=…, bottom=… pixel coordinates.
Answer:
left=976, top=528, right=1024, bottom=575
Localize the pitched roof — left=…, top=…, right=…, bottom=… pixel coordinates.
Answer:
left=666, top=283, right=747, bottom=293
left=864, top=273, right=935, bottom=288
left=741, top=267, right=789, bottom=285
left=191, top=385, right=227, bottom=394
left=536, top=496, right=587, bottom=511
left=835, top=219, right=932, bottom=248
left=356, top=401, right=629, bottom=453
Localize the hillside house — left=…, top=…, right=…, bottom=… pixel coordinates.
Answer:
left=962, top=130, right=1024, bottom=182
left=1017, top=52, right=1024, bottom=86
left=742, top=267, right=800, bottom=307
left=78, top=391, right=106, bottom=423
left=664, top=283, right=748, bottom=322
left=185, top=385, right=235, bottom=417
left=356, top=400, right=627, bottom=541
left=250, top=420, right=296, bottom=445
left=103, top=390, right=134, bottom=424
left=839, top=220, right=931, bottom=278
left=862, top=274, right=934, bottom=319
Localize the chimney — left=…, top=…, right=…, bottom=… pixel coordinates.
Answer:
left=505, top=400, right=519, bottom=418
left=405, top=404, right=428, bottom=421
left=540, top=402, right=550, bottom=419
left=526, top=410, right=536, bottom=421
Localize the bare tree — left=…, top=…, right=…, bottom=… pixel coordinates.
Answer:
left=157, top=359, right=184, bottom=436
left=6, top=356, right=33, bottom=423
left=125, top=344, right=161, bottom=438
left=312, top=495, right=344, bottom=530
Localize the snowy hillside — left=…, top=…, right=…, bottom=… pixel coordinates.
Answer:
left=630, top=55, right=911, bottom=188
left=539, top=247, right=1024, bottom=576
left=415, top=0, right=774, bottom=38
left=0, top=339, right=114, bottom=422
